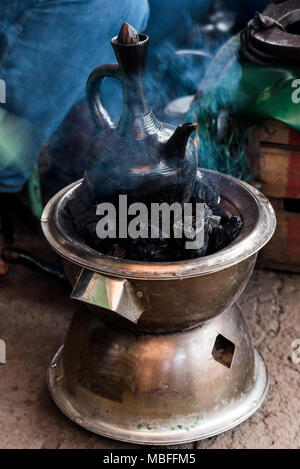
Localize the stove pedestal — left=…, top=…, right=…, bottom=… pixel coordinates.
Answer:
left=48, top=304, right=268, bottom=445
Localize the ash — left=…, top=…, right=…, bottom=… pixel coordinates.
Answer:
left=67, top=172, right=242, bottom=261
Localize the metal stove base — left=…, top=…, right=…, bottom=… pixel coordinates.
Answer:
left=48, top=346, right=269, bottom=446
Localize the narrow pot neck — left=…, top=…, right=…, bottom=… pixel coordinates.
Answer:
left=111, top=35, right=150, bottom=134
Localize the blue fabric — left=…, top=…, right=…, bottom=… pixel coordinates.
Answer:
left=0, top=0, right=149, bottom=192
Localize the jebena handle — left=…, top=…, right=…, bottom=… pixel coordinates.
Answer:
left=86, top=63, right=122, bottom=130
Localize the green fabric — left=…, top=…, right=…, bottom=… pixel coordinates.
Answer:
left=27, top=163, right=43, bottom=219
left=186, top=34, right=300, bottom=180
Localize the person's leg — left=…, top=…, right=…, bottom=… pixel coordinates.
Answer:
left=0, top=0, right=149, bottom=192
left=0, top=1, right=37, bottom=38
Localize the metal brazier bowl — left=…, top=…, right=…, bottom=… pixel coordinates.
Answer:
left=41, top=170, right=276, bottom=333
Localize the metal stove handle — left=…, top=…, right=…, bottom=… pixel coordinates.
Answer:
left=86, top=63, right=122, bottom=131
left=70, top=268, right=145, bottom=324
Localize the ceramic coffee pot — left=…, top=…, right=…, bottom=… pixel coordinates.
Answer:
left=85, top=23, right=198, bottom=205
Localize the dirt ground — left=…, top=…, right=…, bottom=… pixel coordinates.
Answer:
left=0, top=228, right=299, bottom=449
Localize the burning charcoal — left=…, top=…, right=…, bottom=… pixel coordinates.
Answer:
left=66, top=177, right=243, bottom=262
left=223, top=214, right=243, bottom=238
left=206, top=214, right=242, bottom=255
left=207, top=213, right=221, bottom=229
left=106, top=244, right=126, bottom=259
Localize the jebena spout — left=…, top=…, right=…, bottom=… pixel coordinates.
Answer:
left=165, top=122, right=198, bottom=160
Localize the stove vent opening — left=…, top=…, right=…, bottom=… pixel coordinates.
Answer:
left=212, top=334, right=235, bottom=369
